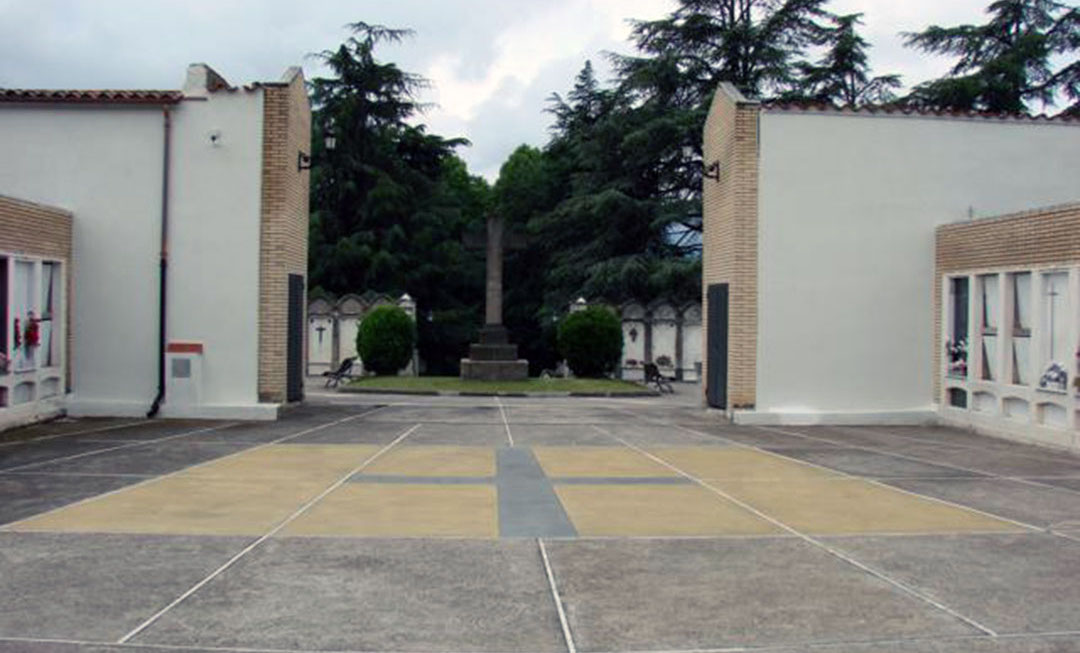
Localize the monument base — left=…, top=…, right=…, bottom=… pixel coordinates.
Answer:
left=460, top=324, right=529, bottom=381
left=460, top=358, right=529, bottom=381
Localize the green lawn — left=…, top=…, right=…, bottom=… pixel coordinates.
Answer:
left=345, top=375, right=652, bottom=395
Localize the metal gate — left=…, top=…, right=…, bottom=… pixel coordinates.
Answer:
left=706, top=283, right=728, bottom=409
left=286, top=274, right=305, bottom=403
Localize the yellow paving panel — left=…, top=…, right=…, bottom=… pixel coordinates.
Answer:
left=555, top=485, right=780, bottom=536
left=649, top=447, right=839, bottom=482
left=359, top=446, right=495, bottom=477
left=533, top=447, right=680, bottom=478
left=282, top=484, right=497, bottom=537
left=5, top=477, right=326, bottom=536
left=178, top=444, right=381, bottom=484
left=714, top=478, right=1024, bottom=535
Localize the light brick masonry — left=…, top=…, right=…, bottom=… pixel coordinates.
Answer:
left=702, top=83, right=759, bottom=409
left=0, top=195, right=73, bottom=390
left=257, top=69, right=311, bottom=403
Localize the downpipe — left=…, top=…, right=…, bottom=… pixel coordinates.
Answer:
left=147, top=106, right=171, bottom=418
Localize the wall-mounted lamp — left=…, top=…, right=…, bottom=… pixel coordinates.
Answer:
left=298, top=151, right=312, bottom=171
left=703, top=160, right=721, bottom=182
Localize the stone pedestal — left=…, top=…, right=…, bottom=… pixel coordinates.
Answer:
left=460, top=325, right=528, bottom=381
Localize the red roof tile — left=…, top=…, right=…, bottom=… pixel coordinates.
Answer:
left=0, top=89, right=182, bottom=105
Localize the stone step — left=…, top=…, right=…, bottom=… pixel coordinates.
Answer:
left=469, top=343, right=519, bottom=361
left=460, top=359, right=529, bottom=381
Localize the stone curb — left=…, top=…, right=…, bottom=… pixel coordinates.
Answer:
left=336, top=387, right=660, bottom=398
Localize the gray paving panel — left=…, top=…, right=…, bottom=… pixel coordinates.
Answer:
left=507, top=424, right=613, bottom=446
left=282, top=420, right=413, bottom=444
left=768, top=448, right=986, bottom=479
left=715, top=427, right=843, bottom=449
left=27, top=441, right=254, bottom=476
left=609, top=424, right=731, bottom=446
left=368, top=405, right=503, bottom=424
left=777, top=633, right=1080, bottom=652
left=0, top=441, right=119, bottom=472
left=545, top=538, right=976, bottom=652
left=887, top=478, right=1080, bottom=529
left=0, top=418, right=139, bottom=445
left=134, top=538, right=566, bottom=652
left=406, top=423, right=509, bottom=446
left=0, top=533, right=249, bottom=641
left=825, top=532, right=1080, bottom=634
left=1025, top=476, right=1080, bottom=493
left=497, top=448, right=576, bottom=538
left=0, top=474, right=141, bottom=527
left=69, top=420, right=229, bottom=442
left=905, top=448, right=1080, bottom=478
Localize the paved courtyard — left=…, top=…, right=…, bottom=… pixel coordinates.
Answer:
left=1, top=393, right=1079, bottom=652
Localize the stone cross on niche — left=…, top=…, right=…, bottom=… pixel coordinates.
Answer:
left=460, top=214, right=530, bottom=380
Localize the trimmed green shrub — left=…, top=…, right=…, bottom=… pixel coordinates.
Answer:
left=357, top=306, right=416, bottom=376
left=557, top=306, right=623, bottom=378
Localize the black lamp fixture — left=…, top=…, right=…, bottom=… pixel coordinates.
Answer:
left=298, top=121, right=338, bottom=171
left=703, top=160, right=721, bottom=182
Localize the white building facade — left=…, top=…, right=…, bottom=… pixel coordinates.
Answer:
left=702, top=83, right=1080, bottom=446
left=0, top=64, right=311, bottom=427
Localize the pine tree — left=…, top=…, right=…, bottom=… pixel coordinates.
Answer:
left=791, top=13, right=901, bottom=107
left=903, top=0, right=1080, bottom=114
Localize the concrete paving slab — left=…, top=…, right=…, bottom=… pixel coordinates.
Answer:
left=69, top=420, right=228, bottom=442
left=886, top=478, right=1080, bottom=530
left=715, top=478, right=1021, bottom=535
left=0, top=532, right=248, bottom=641
left=533, top=446, right=680, bottom=478
left=406, top=423, right=510, bottom=446
left=27, top=441, right=253, bottom=476
left=360, top=445, right=495, bottom=477
left=6, top=477, right=325, bottom=536
left=606, top=424, right=730, bottom=446
left=545, top=538, right=977, bottom=651
left=177, top=444, right=379, bottom=484
left=508, top=424, right=614, bottom=446
left=0, top=474, right=142, bottom=527
left=651, top=447, right=841, bottom=482
left=0, top=440, right=121, bottom=472
left=132, top=538, right=566, bottom=652
left=826, top=532, right=1080, bottom=634
left=777, top=633, right=1080, bottom=652
left=703, top=426, right=843, bottom=449
left=368, top=405, right=503, bottom=424
left=282, top=483, right=498, bottom=537
left=0, top=418, right=141, bottom=445
left=280, top=420, right=411, bottom=444
left=555, top=484, right=780, bottom=536
left=1024, top=476, right=1080, bottom=493
left=904, top=448, right=1080, bottom=477
left=769, top=448, right=986, bottom=479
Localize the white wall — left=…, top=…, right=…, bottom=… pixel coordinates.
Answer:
left=0, top=90, right=266, bottom=417
left=0, top=105, right=163, bottom=413
left=755, top=112, right=1080, bottom=420
left=168, top=91, right=264, bottom=410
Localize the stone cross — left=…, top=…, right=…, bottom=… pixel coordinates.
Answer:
left=465, top=214, right=528, bottom=328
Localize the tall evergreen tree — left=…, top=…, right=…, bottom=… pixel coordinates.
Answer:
left=308, top=23, right=487, bottom=374
left=903, top=0, right=1080, bottom=114
left=791, top=13, right=901, bottom=107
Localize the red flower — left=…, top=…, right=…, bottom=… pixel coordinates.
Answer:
left=25, top=315, right=40, bottom=348
left=13, top=317, right=20, bottom=348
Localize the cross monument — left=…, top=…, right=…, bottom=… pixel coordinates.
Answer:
left=461, top=214, right=529, bottom=380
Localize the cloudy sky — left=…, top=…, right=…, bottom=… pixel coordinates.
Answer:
left=1, top=0, right=1001, bottom=180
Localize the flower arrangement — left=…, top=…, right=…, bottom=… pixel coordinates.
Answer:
left=624, top=359, right=640, bottom=367
left=1074, top=347, right=1080, bottom=393
left=0, top=352, right=8, bottom=375
left=1039, top=361, right=1068, bottom=392
left=656, top=354, right=673, bottom=368
left=24, top=312, right=40, bottom=348
left=945, top=338, right=968, bottom=377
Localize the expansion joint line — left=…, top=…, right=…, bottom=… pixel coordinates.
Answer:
left=538, top=538, right=577, bottom=653
left=496, top=396, right=514, bottom=446
left=590, top=425, right=1000, bottom=638
left=117, top=416, right=417, bottom=644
